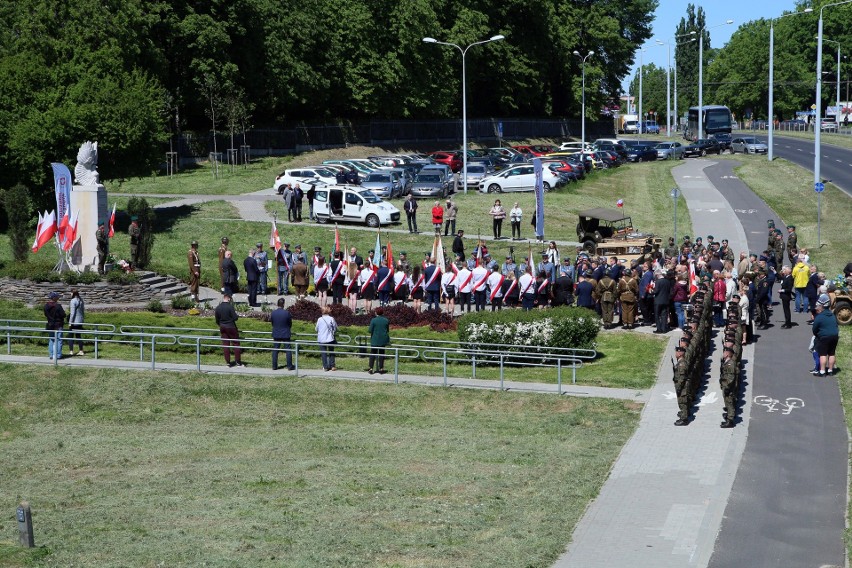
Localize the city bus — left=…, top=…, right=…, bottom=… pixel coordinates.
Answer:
left=685, top=105, right=733, bottom=141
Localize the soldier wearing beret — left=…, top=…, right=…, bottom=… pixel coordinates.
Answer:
left=720, top=346, right=739, bottom=428
left=95, top=219, right=109, bottom=275
left=786, top=225, right=798, bottom=264
left=128, top=215, right=141, bottom=268
left=672, top=346, right=690, bottom=426
left=188, top=240, right=201, bottom=300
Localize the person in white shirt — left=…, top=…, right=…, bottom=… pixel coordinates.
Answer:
left=518, top=268, right=536, bottom=311
left=393, top=265, right=409, bottom=304
left=358, top=264, right=375, bottom=313
left=456, top=264, right=473, bottom=313
left=313, top=256, right=330, bottom=308
left=441, top=264, right=458, bottom=315
left=471, top=262, right=489, bottom=311
left=486, top=264, right=505, bottom=311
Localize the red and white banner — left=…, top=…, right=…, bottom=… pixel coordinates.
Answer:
left=31, top=210, right=57, bottom=253
left=62, top=210, right=79, bottom=252
left=270, top=218, right=282, bottom=253
left=107, top=203, right=117, bottom=238
left=50, top=163, right=72, bottom=228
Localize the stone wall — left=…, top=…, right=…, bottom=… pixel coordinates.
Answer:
left=0, top=277, right=156, bottom=306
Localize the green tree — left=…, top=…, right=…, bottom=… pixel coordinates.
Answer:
left=674, top=4, right=707, bottom=117
left=1, top=183, right=33, bottom=262
left=627, top=64, right=669, bottom=126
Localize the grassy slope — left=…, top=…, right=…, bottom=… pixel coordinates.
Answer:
left=0, top=365, right=640, bottom=568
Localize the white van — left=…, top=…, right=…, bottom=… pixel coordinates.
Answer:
left=313, top=185, right=401, bottom=228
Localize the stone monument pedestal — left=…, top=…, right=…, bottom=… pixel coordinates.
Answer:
left=69, top=184, right=107, bottom=272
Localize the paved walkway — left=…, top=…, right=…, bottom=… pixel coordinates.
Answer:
left=554, top=159, right=755, bottom=567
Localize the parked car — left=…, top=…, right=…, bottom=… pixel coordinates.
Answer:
left=313, top=186, right=400, bottom=228
left=411, top=172, right=450, bottom=198
left=711, top=132, right=733, bottom=152
left=478, top=164, right=561, bottom=193
left=513, top=144, right=556, bottom=157
left=463, top=164, right=493, bottom=188
left=730, top=137, right=768, bottom=154
left=625, top=145, right=658, bottom=162
left=274, top=167, right=339, bottom=193
left=596, top=150, right=622, bottom=168
left=655, top=141, right=685, bottom=160
left=427, top=151, right=462, bottom=172
left=360, top=171, right=403, bottom=199
left=641, top=121, right=660, bottom=134
left=623, top=120, right=639, bottom=134
left=682, top=139, right=722, bottom=157
left=820, top=118, right=838, bottom=132
left=595, top=142, right=628, bottom=161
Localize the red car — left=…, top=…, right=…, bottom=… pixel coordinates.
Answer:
left=513, top=144, right=556, bottom=157
left=428, top=151, right=463, bottom=172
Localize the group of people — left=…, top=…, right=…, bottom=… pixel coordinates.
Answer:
left=279, top=183, right=316, bottom=222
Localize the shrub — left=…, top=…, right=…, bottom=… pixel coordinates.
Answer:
left=30, top=270, right=61, bottom=283
left=2, top=184, right=33, bottom=262
left=147, top=299, right=165, bottom=313
left=62, top=270, right=101, bottom=285
left=105, top=271, right=140, bottom=285
left=457, top=306, right=599, bottom=357
left=170, top=294, right=195, bottom=310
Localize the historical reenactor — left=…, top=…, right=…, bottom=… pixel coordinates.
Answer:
left=720, top=346, right=738, bottom=428
left=255, top=242, right=269, bottom=295
left=397, top=251, right=412, bottom=276
left=672, top=346, right=690, bottom=426
left=663, top=237, right=678, bottom=260
left=772, top=230, right=785, bottom=269
left=596, top=268, right=617, bottom=328
left=786, top=225, right=797, bottom=264
left=218, top=237, right=230, bottom=292
left=187, top=240, right=201, bottom=300
left=95, top=219, right=109, bottom=275
left=128, top=215, right=141, bottom=268
left=767, top=219, right=776, bottom=250
left=618, top=268, right=639, bottom=329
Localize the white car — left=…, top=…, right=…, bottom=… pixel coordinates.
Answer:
left=730, top=137, right=768, bottom=154
left=274, top=167, right=338, bottom=193
left=478, top=164, right=561, bottom=193
left=313, top=185, right=400, bottom=228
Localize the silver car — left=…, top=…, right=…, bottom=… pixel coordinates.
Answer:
left=655, top=142, right=684, bottom=160
left=360, top=172, right=402, bottom=198
left=463, top=164, right=492, bottom=188
left=730, top=137, right=768, bottom=154
left=411, top=172, right=449, bottom=198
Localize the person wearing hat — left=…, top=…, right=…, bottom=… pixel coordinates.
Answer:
left=214, top=292, right=245, bottom=368
left=291, top=249, right=309, bottom=299
left=786, top=225, right=798, bottom=264
left=128, top=215, right=141, bottom=268
left=276, top=242, right=293, bottom=295
left=754, top=269, right=770, bottom=329
left=664, top=237, right=678, bottom=260
left=719, top=346, right=738, bottom=428
left=617, top=268, right=638, bottom=328
left=95, top=219, right=109, bottom=275
left=44, top=291, right=66, bottom=360
left=397, top=251, right=411, bottom=277
left=812, top=294, right=839, bottom=376
left=218, top=237, right=230, bottom=291
left=255, top=242, right=269, bottom=295
left=187, top=240, right=201, bottom=300
left=672, top=345, right=690, bottom=426
left=292, top=244, right=307, bottom=266
left=596, top=267, right=617, bottom=328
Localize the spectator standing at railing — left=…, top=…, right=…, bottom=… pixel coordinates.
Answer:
left=316, top=306, right=337, bottom=372
left=367, top=307, right=390, bottom=375
left=67, top=290, right=85, bottom=356
left=44, top=291, right=65, bottom=360
left=214, top=293, right=245, bottom=367
left=270, top=297, right=294, bottom=371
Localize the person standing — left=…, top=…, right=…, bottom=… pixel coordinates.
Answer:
left=471, top=259, right=489, bottom=311
left=283, top=184, right=294, bottom=222
left=188, top=240, right=201, bottom=300
left=276, top=242, right=293, bottom=295
left=672, top=346, right=690, bottom=426
left=128, top=216, right=141, bottom=268
left=719, top=346, right=738, bottom=428
left=431, top=201, right=444, bottom=233
left=518, top=267, right=536, bottom=311
left=367, top=307, right=390, bottom=374
left=44, top=291, right=66, bottom=360
left=270, top=297, right=294, bottom=371
left=489, top=199, right=506, bottom=239
left=652, top=270, right=672, bottom=333
left=255, top=242, right=269, bottom=295
left=313, top=255, right=330, bottom=307
left=95, top=219, right=109, bottom=275
left=786, top=225, right=798, bottom=265
left=596, top=268, right=617, bottom=329
left=444, top=198, right=458, bottom=236
left=618, top=269, right=638, bottom=329
left=792, top=257, right=809, bottom=313
left=244, top=248, right=260, bottom=307
left=68, top=290, right=85, bottom=356
left=316, top=305, right=338, bottom=371
left=452, top=229, right=466, bottom=262
left=306, top=183, right=316, bottom=220
left=404, top=194, right=418, bottom=233
left=410, top=265, right=425, bottom=312
left=424, top=256, right=442, bottom=311
left=755, top=270, right=770, bottom=329
left=509, top=202, right=522, bottom=240
left=456, top=262, right=473, bottom=313
left=812, top=295, right=839, bottom=376
left=376, top=259, right=393, bottom=306
left=778, top=265, right=794, bottom=328
left=291, top=255, right=309, bottom=299
left=329, top=251, right=346, bottom=304
left=214, top=293, right=245, bottom=367
left=293, top=183, right=304, bottom=221
left=218, top=237, right=230, bottom=292
left=220, top=250, right=239, bottom=296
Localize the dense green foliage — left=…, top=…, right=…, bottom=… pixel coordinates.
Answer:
left=626, top=63, right=669, bottom=125
left=0, top=184, right=32, bottom=261
left=0, top=0, right=658, bottom=197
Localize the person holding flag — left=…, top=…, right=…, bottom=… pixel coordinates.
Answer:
left=376, top=259, right=393, bottom=306
left=107, top=203, right=117, bottom=237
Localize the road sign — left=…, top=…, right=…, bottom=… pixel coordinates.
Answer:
left=815, top=182, right=825, bottom=193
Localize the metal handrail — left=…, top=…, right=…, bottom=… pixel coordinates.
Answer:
left=352, top=334, right=597, bottom=359
left=0, top=319, right=116, bottom=332
left=119, top=324, right=352, bottom=344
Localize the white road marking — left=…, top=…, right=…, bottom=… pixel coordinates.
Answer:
left=753, top=395, right=805, bottom=415
left=698, top=392, right=719, bottom=406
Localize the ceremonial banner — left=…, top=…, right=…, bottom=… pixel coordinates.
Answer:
left=50, top=163, right=72, bottom=228
left=533, top=158, right=544, bottom=238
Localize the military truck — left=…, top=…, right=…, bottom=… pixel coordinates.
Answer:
left=834, top=289, right=851, bottom=325
left=576, top=208, right=661, bottom=262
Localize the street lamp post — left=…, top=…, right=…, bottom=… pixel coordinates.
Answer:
left=698, top=20, right=734, bottom=141
left=670, top=188, right=680, bottom=248
left=638, top=48, right=646, bottom=138
left=573, top=50, right=594, bottom=150
left=815, top=0, right=852, bottom=246
left=423, top=34, right=505, bottom=194
left=822, top=37, right=842, bottom=126
left=768, top=9, right=813, bottom=162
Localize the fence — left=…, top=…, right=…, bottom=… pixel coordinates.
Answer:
left=1, top=320, right=596, bottom=394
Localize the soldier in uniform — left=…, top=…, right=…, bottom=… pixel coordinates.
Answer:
left=772, top=230, right=785, bottom=269
left=595, top=268, right=617, bottom=328
left=720, top=346, right=738, bottom=428
left=673, top=346, right=690, bottom=426
left=617, top=269, right=638, bottom=329
left=786, top=225, right=797, bottom=264
left=95, top=219, right=109, bottom=275
left=397, top=251, right=412, bottom=276
left=128, top=216, right=141, bottom=268
left=767, top=219, right=777, bottom=251
left=188, top=240, right=201, bottom=300
left=218, top=237, right=230, bottom=292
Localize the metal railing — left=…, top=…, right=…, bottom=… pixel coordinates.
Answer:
left=1, top=319, right=596, bottom=393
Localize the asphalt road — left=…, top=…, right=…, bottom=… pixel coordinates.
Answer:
left=704, top=160, right=847, bottom=568
left=769, top=135, right=852, bottom=197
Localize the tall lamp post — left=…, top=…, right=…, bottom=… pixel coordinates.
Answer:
left=657, top=36, right=696, bottom=137
left=573, top=50, right=594, bottom=150
left=768, top=9, right=813, bottom=162
left=423, top=34, right=505, bottom=194
left=815, top=0, right=852, bottom=244
left=638, top=48, right=646, bottom=138
left=821, top=37, right=843, bottom=126
left=698, top=20, right=734, bottom=141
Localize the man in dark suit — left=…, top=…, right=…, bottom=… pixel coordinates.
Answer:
left=244, top=249, right=260, bottom=307
left=424, top=257, right=441, bottom=311
left=220, top=250, right=239, bottom=297
left=653, top=269, right=672, bottom=333
left=270, top=297, right=294, bottom=370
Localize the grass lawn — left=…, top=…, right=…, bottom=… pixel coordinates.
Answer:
left=0, top=365, right=641, bottom=568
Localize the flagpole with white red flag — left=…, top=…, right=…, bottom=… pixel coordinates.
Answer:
left=31, top=212, right=44, bottom=253
left=107, top=203, right=117, bottom=238
left=269, top=214, right=282, bottom=254
left=32, top=210, right=57, bottom=253
left=616, top=199, right=626, bottom=240
left=63, top=210, right=80, bottom=252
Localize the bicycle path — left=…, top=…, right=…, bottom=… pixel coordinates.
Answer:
left=554, top=158, right=754, bottom=568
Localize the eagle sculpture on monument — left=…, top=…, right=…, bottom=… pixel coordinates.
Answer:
left=74, top=140, right=100, bottom=186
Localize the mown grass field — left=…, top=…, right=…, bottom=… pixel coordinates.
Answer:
left=0, top=364, right=641, bottom=568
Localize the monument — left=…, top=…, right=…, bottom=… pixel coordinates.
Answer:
left=68, top=141, right=108, bottom=271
